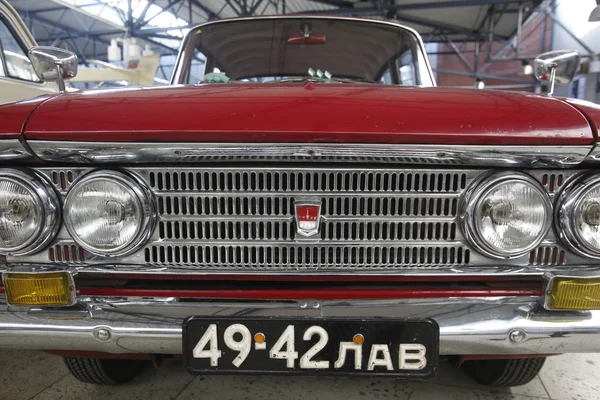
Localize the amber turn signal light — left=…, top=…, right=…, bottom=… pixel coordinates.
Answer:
left=548, top=277, right=600, bottom=310
left=3, top=272, right=75, bottom=306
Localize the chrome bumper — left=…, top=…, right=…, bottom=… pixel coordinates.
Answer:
left=0, top=295, right=599, bottom=355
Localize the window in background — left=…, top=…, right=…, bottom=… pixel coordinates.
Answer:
left=0, top=18, right=39, bottom=81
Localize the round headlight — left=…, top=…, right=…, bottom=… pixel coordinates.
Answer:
left=461, top=172, right=551, bottom=259
left=557, top=173, right=600, bottom=258
left=0, top=169, right=60, bottom=255
left=64, top=170, right=155, bottom=256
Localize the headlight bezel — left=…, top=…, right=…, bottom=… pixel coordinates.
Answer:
left=0, top=168, right=61, bottom=255
left=63, top=170, right=156, bottom=257
left=461, top=171, right=552, bottom=259
left=556, top=173, right=600, bottom=259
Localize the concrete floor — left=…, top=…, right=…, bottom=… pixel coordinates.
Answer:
left=1, top=351, right=598, bottom=400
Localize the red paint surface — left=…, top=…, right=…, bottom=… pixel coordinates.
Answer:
left=77, top=273, right=543, bottom=284
left=296, top=204, right=320, bottom=223
left=23, top=84, right=593, bottom=145
left=564, top=98, right=600, bottom=140
left=76, top=287, right=543, bottom=300
left=0, top=96, right=52, bottom=139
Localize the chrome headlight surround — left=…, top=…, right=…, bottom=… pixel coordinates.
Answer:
left=461, top=171, right=552, bottom=259
left=556, top=173, right=600, bottom=259
left=0, top=168, right=61, bottom=255
left=64, top=170, right=156, bottom=257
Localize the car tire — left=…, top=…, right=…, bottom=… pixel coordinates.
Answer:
left=461, top=357, right=546, bottom=387
left=63, top=357, right=147, bottom=385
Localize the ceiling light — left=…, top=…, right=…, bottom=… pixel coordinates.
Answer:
left=520, top=60, right=534, bottom=76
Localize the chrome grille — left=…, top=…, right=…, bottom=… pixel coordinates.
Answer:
left=148, top=170, right=468, bottom=192
left=529, top=246, right=566, bottom=266
left=158, top=220, right=295, bottom=240
left=158, top=196, right=294, bottom=217
left=14, top=166, right=592, bottom=273
left=158, top=220, right=457, bottom=241
left=144, top=244, right=470, bottom=269
left=145, top=168, right=471, bottom=270
left=49, top=244, right=86, bottom=263
left=322, top=221, right=458, bottom=241
left=540, top=173, right=566, bottom=194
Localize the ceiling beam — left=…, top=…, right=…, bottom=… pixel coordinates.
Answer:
left=17, top=11, right=113, bottom=46
left=376, top=0, right=540, bottom=11
left=190, top=0, right=220, bottom=20
left=299, top=0, right=540, bottom=15
left=305, top=0, right=540, bottom=13
left=303, top=0, right=354, bottom=8
left=46, top=0, right=126, bottom=31
left=134, top=0, right=156, bottom=29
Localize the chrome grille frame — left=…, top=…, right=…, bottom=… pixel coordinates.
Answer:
left=9, top=166, right=598, bottom=273
left=142, top=167, right=473, bottom=271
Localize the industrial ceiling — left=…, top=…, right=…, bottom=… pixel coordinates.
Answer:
left=9, top=0, right=544, bottom=58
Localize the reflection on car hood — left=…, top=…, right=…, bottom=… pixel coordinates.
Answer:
left=23, top=82, right=593, bottom=145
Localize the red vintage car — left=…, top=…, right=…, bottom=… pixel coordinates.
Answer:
left=0, top=15, right=598, bottom=387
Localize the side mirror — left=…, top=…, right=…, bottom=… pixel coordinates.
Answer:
left=28, top=46, right=78, bottom=92
left=534, top=50, right=580, bottom=96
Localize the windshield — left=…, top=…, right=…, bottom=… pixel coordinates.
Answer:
left=174, top=17, right=434, bottom=86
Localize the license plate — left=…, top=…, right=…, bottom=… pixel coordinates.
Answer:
left=183, top=317, right=439, bottom=377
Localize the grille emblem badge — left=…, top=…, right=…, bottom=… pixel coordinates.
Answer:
left=295, top=202, right=322, bottom=237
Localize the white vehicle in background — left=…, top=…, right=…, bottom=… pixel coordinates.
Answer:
left=71, top=51, right=162, bottom=88
left=0, top=0, right=58, bottom=104
left=0, top=0, right=161, bottom=105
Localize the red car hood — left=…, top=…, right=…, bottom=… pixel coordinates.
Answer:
left=22, top=82, right=593, bottom=145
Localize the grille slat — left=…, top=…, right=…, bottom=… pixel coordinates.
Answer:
left=149, top=171, right=468, bottom=193
left=529, top=246, right=566, bottom=266
left=541, top=173, right=565, bottom=194
left=48, top=244, right=85, bottom=264
left=145, top=244, right=469, bottom=269
left=157, top=196, right=458, bottom=217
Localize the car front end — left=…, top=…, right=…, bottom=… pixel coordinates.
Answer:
left=2, top=15, right=600, bottom=387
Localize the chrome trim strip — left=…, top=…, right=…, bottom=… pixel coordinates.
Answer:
left=1, top=295, right=600, bottom=355
left=0, top=139, right=33, bottom=161
left=4, top=264, right=600, bottom=277
left=584, top=144, right=600, bottom=163
left=27, top=141, right=591, bottom=167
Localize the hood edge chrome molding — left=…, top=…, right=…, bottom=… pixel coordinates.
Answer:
left=25, top=141, right=593, bottom=168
